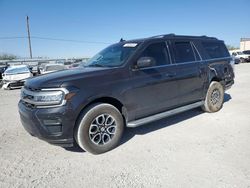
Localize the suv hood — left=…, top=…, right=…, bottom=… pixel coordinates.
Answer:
left=25, top=67, right=110, bottom=89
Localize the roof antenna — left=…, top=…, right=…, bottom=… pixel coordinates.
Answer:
left=120, top=38, right=125, bottom=42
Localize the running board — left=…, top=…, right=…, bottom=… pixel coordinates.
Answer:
left=127, top=101, right=204, bottom=128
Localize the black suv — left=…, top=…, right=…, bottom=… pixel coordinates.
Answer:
left=18, top=34, right=234, bottom=154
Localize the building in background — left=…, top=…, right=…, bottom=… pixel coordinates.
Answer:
left=240, top=38, right=250, bottom=51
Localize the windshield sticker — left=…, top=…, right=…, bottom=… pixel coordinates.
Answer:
left=123, top=43, right=137, bottom=47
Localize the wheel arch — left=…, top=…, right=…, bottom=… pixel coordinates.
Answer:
left=210, top=76, right=222, bottom=82
left=86, top=97, right=124, bottom=114
left=74, top=96, right=127, bottom=133
left=208, top=65, right=224, bottom=83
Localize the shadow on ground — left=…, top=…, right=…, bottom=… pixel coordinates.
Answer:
left=64, top=143, right=85, bottom=153
left=120, top=93, right=231, bottom=146
left=66, top=93, right=232, bottom=153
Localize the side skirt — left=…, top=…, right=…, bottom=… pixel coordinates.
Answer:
left=127, top=101, right=204, bottom=128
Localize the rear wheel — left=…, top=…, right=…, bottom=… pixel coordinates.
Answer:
left=202, top=81, right=224, bottom=113
left=75, top=103, right=124, bottom=154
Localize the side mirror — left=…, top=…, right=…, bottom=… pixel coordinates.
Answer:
left=136, top=57, right=155, bottom=69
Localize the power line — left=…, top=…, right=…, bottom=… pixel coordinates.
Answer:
left=0, top=36, right=112, bottom=44
left=32, top=36, right=111, bottom=44
left=0, top=36, right=26, bottom=39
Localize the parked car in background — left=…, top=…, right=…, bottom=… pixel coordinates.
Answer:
left=40, top=64, right=65, bottom=74
left=243, top=50, right=250, bottom=55
left=2, top=65, right=32, bottom=89
left=230, top=50, right=250, bottom=63
left=19, top=34, right=234, bottom=154
left=63, top=61, right=73, bottom=69
left=30, top=66, right=39, bottom=76
left=232, top=56, right=240, bottom=64
left=25, top=62, right=39, bottom=76
left=55, top=60, right=66, bottom=65
left=55, top=60, right=75, bottom=69
left=0, top=62, right=9, bottom=80
left=68, top=62, right=80, bottom=69
left=37, top=61, right=50, bottom=74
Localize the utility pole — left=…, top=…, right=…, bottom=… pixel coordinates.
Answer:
left=26, top=16, right=33, bottom=59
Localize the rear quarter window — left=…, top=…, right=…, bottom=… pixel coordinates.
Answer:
left=202, top=41, right=229, bottom=59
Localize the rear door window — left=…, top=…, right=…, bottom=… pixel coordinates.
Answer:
left=172, top=41, right=195, bottom=63
left=202, top=41, right=229, bottom=59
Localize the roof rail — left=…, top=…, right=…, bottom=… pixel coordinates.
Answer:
left=163, top=33, right=175, bottom=38
left=151, top=33, right=175, bottom=39
left=200, top=35, right=217, bottom=39
left=150, top=34, right=217, bottom=40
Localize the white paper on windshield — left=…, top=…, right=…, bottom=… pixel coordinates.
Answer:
left=123, top=43, right=138, bottom=47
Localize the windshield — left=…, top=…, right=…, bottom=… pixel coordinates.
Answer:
left=83, top=42, right=139, bottom=67
left=5, top=66, right=30, bottom=74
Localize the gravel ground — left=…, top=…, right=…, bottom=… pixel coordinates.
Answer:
left=0, top=64, right=250, bottom=188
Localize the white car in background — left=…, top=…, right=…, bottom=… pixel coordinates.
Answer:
left=1, top=65, right=33, bottom=89
left=230, top=50, right=250, bottom=63
left=40, top=64, right=65, bottom=74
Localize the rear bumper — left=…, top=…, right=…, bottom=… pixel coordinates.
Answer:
left=18, top=101, right=76, bottom=147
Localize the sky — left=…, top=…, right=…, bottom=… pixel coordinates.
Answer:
left=0, top=0, right=250, bottom=58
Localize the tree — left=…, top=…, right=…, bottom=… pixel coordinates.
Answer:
left=226, top=45, right=239, bottom=51
left=0, top=53, right=17, bottom=60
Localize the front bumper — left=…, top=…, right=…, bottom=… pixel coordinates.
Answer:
left=18, top=101, right=76, bottom=147
left=2, top=80, right=25, bottom=89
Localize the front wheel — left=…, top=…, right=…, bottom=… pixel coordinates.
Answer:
left=202, top=81, right=224, bottom=113
left=75, top=103, right=124, bottom=154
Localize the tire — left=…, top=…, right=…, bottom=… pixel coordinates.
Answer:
left=240, top=58, right=245, bottom=63
left=75, top=103, right=124, bottom=154
left=0, top=80, right=3, bottom=88
left=202, top=81, right=224, bottom=113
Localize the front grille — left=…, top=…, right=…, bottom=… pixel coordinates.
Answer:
left=10, top=81, right=25, bottom=87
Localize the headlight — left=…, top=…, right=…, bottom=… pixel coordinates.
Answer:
left=21, top=88, right=70, bottom=107
left=32, top=90, right=64, bottom=105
